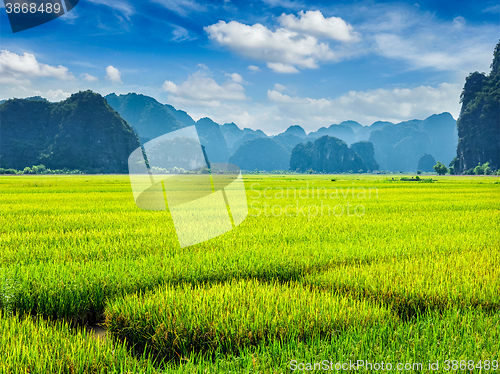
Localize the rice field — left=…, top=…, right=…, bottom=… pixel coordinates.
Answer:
left=0, top=174, right=498, bottom=372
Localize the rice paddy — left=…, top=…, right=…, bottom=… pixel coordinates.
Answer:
left=0, top=174, right=498, bottom=372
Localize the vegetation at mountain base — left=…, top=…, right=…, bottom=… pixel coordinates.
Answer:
left=454, top=40, right=500, bottom=173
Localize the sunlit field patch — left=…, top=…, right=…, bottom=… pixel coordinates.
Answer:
left=104, top=279, right=396, bottom=360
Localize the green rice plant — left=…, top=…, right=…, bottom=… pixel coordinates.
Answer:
left=305, top=247, right=500, bottom=318
left=157, top=309, right=500, bottom=373
left=0, top=312, right=160, bottom=374
left=0, top=175, right=498, bottom=322
left=104, top=279, right=397, bottom=361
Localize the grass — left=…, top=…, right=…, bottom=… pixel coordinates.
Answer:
left=156, top=309, right=500, bottom=373
left=0, top=174, right=498, bottom=372
left=0, top=312, right=160, bottom=374
left=104, top=279, right=396, bottom=361
left=305, top=247, right=500, bottom=318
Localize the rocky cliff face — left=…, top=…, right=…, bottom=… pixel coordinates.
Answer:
left=0, top=90, right=140, bottom=173
left=290, top=136, right=366, bottom=173
left=454, top=40, right=500, bottom=173
left=350, top=141, right=379, bottom=171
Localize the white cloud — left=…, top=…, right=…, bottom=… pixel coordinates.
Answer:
left=0, top=50, right=73, bottom=81
left=162, top=69, right=247, bottom=107
left=266, top=62, right=299, bottom=73
left=261, top=0, right=304, bottom=9
left=205, top=20, right=337, bottom=73
left=81, top=73, right=99, bottom=82
left=452, top=16, right=465, bottom=29
left=151, top=0, right=207, bottom=17
left=266, top=83, right=462, bottom=131
left=106, top=65, right=122, bottom=84
left=0, top=76, right=31, bottom=86
left=373, top=32, right=493, bottom=73
left=227, top=72, right=243, bottom=83
left=162, top=80, right=178, bottom=93
left=483, top=4, right=500, bottom=13
left=279, top=10, right=360, bottom=42
left=60, top=8, right=79, bottom=23
left=171, top=26, right=196, bottom=42
left=87, top=0, right=135, bottom=19
left=248, top=65, right=261, bottom=72
left=274, top=83, right=286, bottom=91
left=360, top=5, right=498, bottom=74
left=46, top=89, right=71, bottom=101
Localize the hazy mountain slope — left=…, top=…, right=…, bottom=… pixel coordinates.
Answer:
left=105, top=93, right=185, bottom=143
left=229, top=137, right=289, bottom=171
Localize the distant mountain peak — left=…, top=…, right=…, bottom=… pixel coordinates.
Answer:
left=282, top=125, right=306, bottom=138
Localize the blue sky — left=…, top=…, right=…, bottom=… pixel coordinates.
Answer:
left=1, top=0, right=498, bottom=134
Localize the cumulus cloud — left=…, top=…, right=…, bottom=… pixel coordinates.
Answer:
left=162, top=69, right=247, bottom=107
left=81, top=73, right=99, bottom=82
left=0, top=50, right=73, bottom=81
left=205, top=20, right=338, bottom=73
left=46, top=89, right=71, bottom=101
left=267, top=83, right=462, bottom=130
left=162, top=80, right=178, bottom=93
left=151, top=0, right=207, bottom=17
left=278, top=10, right=360, bottom=42
left=274, top=83, right=286, bottom=91
left=106, top=65, right=122, bottom=84
left=226, top=72, right=243, bottom=83
left=248, top=65, right=261, bottom=72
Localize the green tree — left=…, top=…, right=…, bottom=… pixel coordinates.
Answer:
left=473, top=164, right=483, bottom=175
left=37, top=164, right=46, bottom=174
left=473, top=162, right=491, bottom=175
left=433, top=161, right=448, bottom=175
